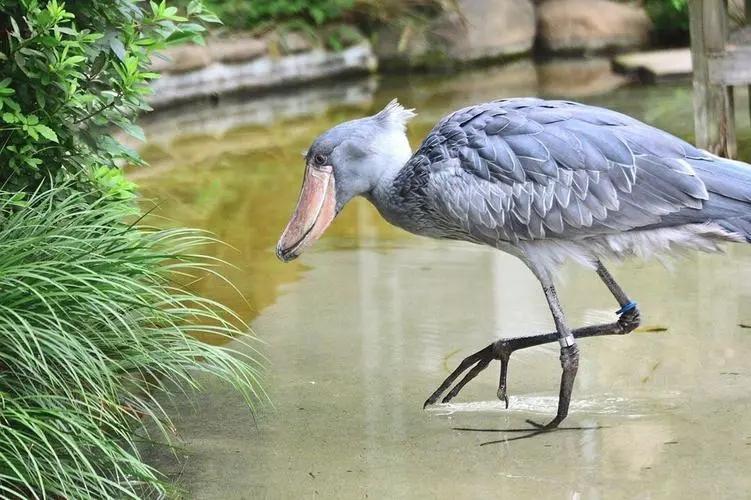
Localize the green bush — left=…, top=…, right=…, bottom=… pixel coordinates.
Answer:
left=0, top=185, right=266, bottom=498
left=644, top=0, right=689, bottom=45
left=0, top=0, right=219, bottom=195
left=192, top=0, right=455, bottom=35
left=195, top=0, right=353, bottom=30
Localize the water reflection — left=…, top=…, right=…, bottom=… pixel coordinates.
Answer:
left=135, top=60, right=751, bottom=498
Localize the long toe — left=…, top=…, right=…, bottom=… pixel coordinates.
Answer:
left=525, top=417, right=562, bottom=430
left=423, top=343, right=495, bottom=409
left=423, top=393, right=441, bottom=408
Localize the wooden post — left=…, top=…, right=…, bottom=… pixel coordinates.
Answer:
left=689, top=0, right=736, bottom=158
left=746, top=0, right=751, bottom=125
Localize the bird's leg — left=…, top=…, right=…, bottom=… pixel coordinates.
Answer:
left=595, top=259, right=634, bottom=312
left=424, top=260, right=640, bottom=429
left=528, top=262, right=639, bottom=429
left=528, top=279, right=578, bottom=429
left=423, top=311, right=640, bottom=408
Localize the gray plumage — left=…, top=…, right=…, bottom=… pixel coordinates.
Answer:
left=364, top=98, right=751, bottom=277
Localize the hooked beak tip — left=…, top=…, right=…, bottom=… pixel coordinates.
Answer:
left=276, top=244, right=298, bottom=263
left=276, top=164, right=337, bottom=264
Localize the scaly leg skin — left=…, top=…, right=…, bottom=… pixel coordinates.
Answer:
left=526, top=343, right=579, bottom=429
left=423, top=307, right=641, bottom=417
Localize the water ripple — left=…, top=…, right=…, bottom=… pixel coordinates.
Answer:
left=427, top=391, right=683, bottom=418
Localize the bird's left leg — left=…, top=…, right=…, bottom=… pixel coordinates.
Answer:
left=527, top=278, right=578, bottom=429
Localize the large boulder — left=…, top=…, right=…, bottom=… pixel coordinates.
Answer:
left=374, top=0, right=536, bottom=69
left=537, top=0, right=651, bottom=53
left=439, top=0, right=536, bottom=62
left=372, top=23, right=434, bottom=69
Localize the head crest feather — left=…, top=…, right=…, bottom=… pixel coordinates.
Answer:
left=374, top=99, right=416, bottom=131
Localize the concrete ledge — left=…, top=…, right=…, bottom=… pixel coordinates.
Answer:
left=613, top=48, right=692, bottom=82
left=148, top=42, right=377, bottom=109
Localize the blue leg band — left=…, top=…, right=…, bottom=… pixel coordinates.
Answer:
left=615, top=301, right=637, bottom=315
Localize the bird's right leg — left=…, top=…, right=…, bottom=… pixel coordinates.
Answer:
left=424, top=260, right=640, bottom=410
left=423, top=312, right=640, bottom=407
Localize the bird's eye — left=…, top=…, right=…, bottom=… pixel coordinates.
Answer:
left=313, top=153, right=327, bottom=166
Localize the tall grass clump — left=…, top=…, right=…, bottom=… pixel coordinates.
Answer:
left=0, top=186, right=266, bottom=498
left=0, top=1, right=267, bottom=496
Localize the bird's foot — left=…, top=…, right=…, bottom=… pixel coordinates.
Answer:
left=423, top=342, right=494, bottom=408
left=423, top=337, right=528, bottom=409
left=524, top=418, right=561, bottom=430
left=617, top=305, right=641, bottom=333
left=424, top=314, right=634, bottom=428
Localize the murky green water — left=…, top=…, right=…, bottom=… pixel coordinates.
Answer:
left=134, top=60, right=751, bottom=498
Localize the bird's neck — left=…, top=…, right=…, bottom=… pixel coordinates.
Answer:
left=365, top=156, right=413, bottom=228
left=361, top=128, right=414, bottom=225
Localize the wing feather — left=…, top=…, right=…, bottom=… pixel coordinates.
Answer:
left=409, top=99, right=712, bottom=245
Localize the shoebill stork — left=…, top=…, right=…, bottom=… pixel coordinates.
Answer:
left=276, top=98, right=751, bottom=429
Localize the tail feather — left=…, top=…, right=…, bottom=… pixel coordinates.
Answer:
left=716, top=216, right=751, bottom=243
left=691, top=155, right=751, bottom=204
left=644, top=155, right=751, bottom=242
left=691, top=155, right=751, bottom=242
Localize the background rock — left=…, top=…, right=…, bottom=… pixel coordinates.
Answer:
left=153, top=44, right=212, bottom=74
left=439, top=0, right=536, bottom=62
left=209, top=36, right=267, bottom=63
left=373, top=0, right=535, bottom=69
left=372, top=22, right=435, bottom=69
left=537, top=0, right=651, bottom=53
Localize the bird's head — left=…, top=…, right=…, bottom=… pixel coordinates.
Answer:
left=276, top=99, right=416, bottom=262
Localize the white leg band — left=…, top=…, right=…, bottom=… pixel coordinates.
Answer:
left=558, top=335, right=576, bottom=348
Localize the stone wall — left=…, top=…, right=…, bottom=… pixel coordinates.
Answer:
left=148, top=33, right=376, bottom=109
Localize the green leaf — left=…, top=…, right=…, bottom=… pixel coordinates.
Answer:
left=34, top=89, right=46, bottom=108
left=197, top=12, right=222, bottom=24
left=63, top=55, right=87, bottom=67
left=24, top=125, right=39, bottom=140
left=2, top=112, right=16, bottom=123
left=54, top=26, right=77, bottom=36
left=34, top=124, right=58, bottom=143
left=187, top=0, right=202, bottom=16
left=5, top=98, right=20, bottom=112
left=118, top=122, right=145, bottom=142
left=90, top=52, right=107, bottom=76
left=109, top=36, right=126, bottom=62
left=9, top=17, right=20, bottom=38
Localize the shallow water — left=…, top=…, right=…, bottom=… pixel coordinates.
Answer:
left=134, top=61, right=751, bottom=498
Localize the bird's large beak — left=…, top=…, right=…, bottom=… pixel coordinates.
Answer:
left=276, top=165, right=337, bottom=262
